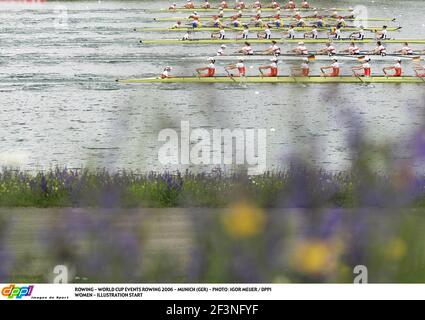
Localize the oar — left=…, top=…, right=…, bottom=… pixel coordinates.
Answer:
left=352, top=70, right=365, bottom=84
left=225, top=68, right=237, bottom=82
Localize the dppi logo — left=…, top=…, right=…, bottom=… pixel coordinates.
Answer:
left=1, top=284, right=34, bottom=299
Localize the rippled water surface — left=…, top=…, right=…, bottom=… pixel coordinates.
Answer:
left=0, top=0, right=424, bottom=172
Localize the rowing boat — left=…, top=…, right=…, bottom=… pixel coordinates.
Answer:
left=117, top=76, right=424, bottom=84
left=186, top=54, right=423, bottom=61
left=146, top=7, right=354, bottom=13
left=140, top=38, right=425, bottom=45
left=135, top=26, right=400, bottom=32
left=152, top=16, right=396, bottom=22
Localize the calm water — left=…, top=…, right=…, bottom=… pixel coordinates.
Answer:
left=0, top=0, right=424, bottom=172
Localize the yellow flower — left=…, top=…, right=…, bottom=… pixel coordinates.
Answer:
left=292, top=239, right=342, bottom=276
left=222, top=202, right=266, bottom=239
left=385, top=238, right=407, bottom=261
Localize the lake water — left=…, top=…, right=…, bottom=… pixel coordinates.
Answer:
left=0, top=0, right=424, bottom=173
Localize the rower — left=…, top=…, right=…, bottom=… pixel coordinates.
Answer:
left=220, top=1, right=229, bottom=9
left=258, top=24, right=272, bottom=39
left=263, top=40, right=281, bottom=55
left=212, top=16, right=223, bottom=28
left=396, top=42, right=414, bottom=55
left=189, top=11, right=200, bottom=19
left=231, top=15, right=242, bottom=27
left=182, top=31, right=192, bottom=40
left=259, top=57, right=279, bottom=77
left=336, top=16, right=346, bottom=28
left=285, top=1, right=296, bottom=9
left=253, top=0, right=262, bottom=9
left=273, top=14, right=282, bottom=28
left=301, top=0, right=310, bottom=9
left=352, top=57, right=372, bottom=77
left=304, top=25, right=318, bottom=39
left=191, top=16, right=202, bottom=28
left=237, top=41, right=254, bottom=55
left=237, top=25, right=250, bottom=39
left=294, top=16, right=306, bottom=27
left=283, top=25, right=296, bottom=39
left=316, top=16, right=324, bottom=28
left=253, top=14, right=264, bottom=27
left=383, top=58, right=403, bottom=77
left=169, top=3, right=177, bottom=10
left=371, top=41, right=387, bottom=56
left=217, top=7, right=225, bottom=17
left=235, top=0, right=246, bottom=9
left=161, top=66, right=173, bottom=79
left=345, top=8, right=355, bottom=19
left=172, top=21, right=183, bottom=29
left=328, top=26, right=342, bottom=40
left=320, top=58, right=340, bottom=77
left=317, top=42, right=337, bottom=56
left=196, top=57, right=216, bottom=77
left=414, top=62, right=425, bottom=77
left=350, top=26, right=365, bottom=40
left=291, top=57, right=310, bottom=76
left=307, top=11, right=320, bottom=19
left=376, top=25, right=389, bottom=40
left=202, top=0, right=211, bottom=9
left=290, top=41, right=309, bottom=55
left=270, top=0, right=280, bottom=9
left=330, top=11, right=339, bottom=19
left=225, top=58, right=247, bottom=77
left=341, top=41, right=361, bottom=55
left=211, top=26, right=226, bottom=39
left=185, top=0, right=195, bottom=9
left=217, top=44, right=227, bottom=56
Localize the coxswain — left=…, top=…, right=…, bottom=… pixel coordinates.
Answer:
left=217, top=44, right=227, bottom=56
left=395, top=42, right=413, bottom=55
left=237, top=25, right=250, bottom=39
left=237, top=41, right=254, bottom=55
left=321, top=58, right=340, bottom=77
left=291, top=57, right=310, bottom=76
left=329, top=26, right=342, bottom=40
left=370, top=41, right=387, bottom=56
left=263, top=40, right=281, bottom=55
left=304, top=25, right=318, bottom=39
left=220, top=1, right=229, bottom=9
left=336, top=16, right=346, bottom=28
left=258, top=24, right=272, bottom=39
left=172, top=21, right=183, bottom=28
left=225, top=58, right=247, bottom=77
left=301, top=0, right=310, bottom=9
left=283, top=25, right=296, bottom=39
left=341, top=42, right=361, bottom=55
left=285, top=0, right=296, bottom=9
left=160, top=66, right=173, bottom=78
left=383, top=58, right=403, bottom=77
left=185, top=0, right=195, bottom=9
left=169, top=3, right=177, bottom=10
left=211, top=25, right=226, bottom=39
left=259, top=57, right=279, bottom=76
left=376, top=25, right=389, bottom=40
left=196, top=57, right=216, bottom=77
left=352, top=57, right=372, bottom=77
left=349, top=26, right=365, bottom=40
left=202, top=0, right=212, bottom=9
left=290, top=41, right=309, bottom=55
left=182, top=31, right=192, bottom=40
left=317, top=42, right=337, bottom=56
